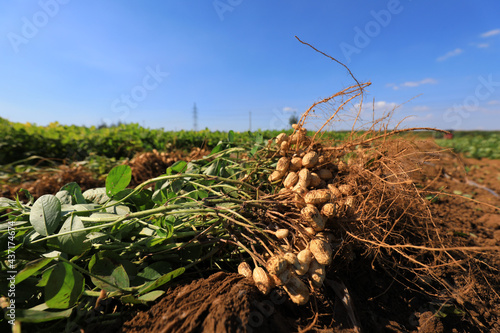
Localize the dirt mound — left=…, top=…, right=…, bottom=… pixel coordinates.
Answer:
left=121, top=272, right=297, bottom=333
left=0, top=164, right=102, bottom=199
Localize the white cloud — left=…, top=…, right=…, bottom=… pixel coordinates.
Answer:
left=388, top=78, right=437, bottom=90
left=487, top=100, right=500, bottom=105
left=407, top=114, right=434, bottom=122
left=436, top=48, right=463, bottom=62
left=354, top=100, right=397, bottom=111
left=282, top=106, right=297, bottom=112
left=476, top=43, right=490, bottom=48
left=412, top=105, right=430, bottom=112
left=374, top=101, right=397, bottom=109
left=480, top=29, right=500, bottom=38
left=401, top=78, right=438, bottom=88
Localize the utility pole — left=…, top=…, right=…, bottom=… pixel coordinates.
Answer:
left=193, top=103, right=198, bottom=131
left=249, top=111, right=252, bottom=132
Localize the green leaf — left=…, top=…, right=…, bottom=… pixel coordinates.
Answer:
left=105, top=165, right=132, bottom=197
left=196, top=190, right=209, bottom=199
left=82, top=187, right=110, bottom=204
left=249, top=145, right=259, bottom=157
left=121, top=290, right=165, bottom=305
left=138, top=267, right=185, bottom=295
left=89, top=254, right=130, bottom=291
left=105, top=204, right=131, bottom=215
left=114, top=188, right=154, bottom=210
left=137, top=262, right=173, bottom=281
left=228, top=130, right=235, bottom=143
left=36, top=267, right=53, bottom=287
left=209, top=143, right=224, bottom=156
left=19, top=188, right=34, bottom=205
left=204, top=160, right=219, bottom=176
left=55, top=190, right=72, bottom=205
left=58, top=215, right=90, bottom=255
left=138, top=290, right=165, bottom=302
left=254, top=132, right=263, bottom=144
left=169, top=160, right=187, bottom=174
left=152, top=183, right=176, bottom=205
left=14, top=308, right=73, bottom=323
left=45, top=262, right=84, bottom=309
left=60, top=182, right=87, bottom=204
left=154, top=217, right=174, bottom=238
left=171, top=179, right=184, bottom=193
left=29, top=195, right=62, bottom=236
left=15, top=258, right=54, bottom=284
left=0, top=197, right=17, bottom=209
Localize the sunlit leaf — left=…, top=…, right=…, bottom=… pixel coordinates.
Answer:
left=60, top=182, right=87, bottom=204
left=58, top=215, right=89, bottom=255
left=105, top=165, right=132, bottom=197
left=15, top=258, right=54, bottom=284
left=29, top=195, right=61, bottom=236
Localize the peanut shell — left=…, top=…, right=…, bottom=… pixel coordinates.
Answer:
left=280, top=140, right=289, bottom=151
left=302, top=151, right=319, bottom=169
left=268, top=170, right=285, bottom=182
left=327, top=184, right=341, bottom=199
left=275, top=229, right=289, bottom=239
left=276, top=157, right=290, bottom=172
left=283, top=252, right=298, bottom=266
left=277, top=269, right=292, bottom=285
left=338, top=184, right=353, bottom=195
left=237, top=262, right=252, bottom=278
left=304, top=189, right=331, bottom=205
left=284, top=275, right=310, bottom=305
left=266, top=255, right=288, bottom=276
left=321, top=203, right=337, bottom=219
left=308, top=259, right=326, bottom=288
left=301, top=204, right=325, bottom=231
left=297, top=249, right=313, bottom=266
left=310, top=238, right=333, bottom=265
left=283, top=172, right=299, bottom=188
left=253, top=267, right=273, bottom=295
left=298, top=168, right=311, bottom=187
left=309, top=173, right=321, bottom=187
left=289, top=157, right=303, bottom=171
left=275, top=133, right=288, bottom=145
left=317, top=168, right=333, bottom=180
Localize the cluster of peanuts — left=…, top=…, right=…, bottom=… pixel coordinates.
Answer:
left=238, top=235, right=332, bottom=305
left=238, top=126, right=357, bottom=305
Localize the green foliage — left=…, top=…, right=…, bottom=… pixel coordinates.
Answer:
left=105, top=165, right=132, bottom=197
left=29, top=195, right=62, bottom=236
left=0, top=117, right=349, bottom=164
left=436, top=132, right=500, bottom=159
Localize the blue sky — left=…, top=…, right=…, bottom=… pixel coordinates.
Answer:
left=1, top=1, right=499, bottom=131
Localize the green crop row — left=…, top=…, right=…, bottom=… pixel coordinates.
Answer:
left=435, top=133, right=500, bottom=159
left=0, top=118, right=349, bottom=165
left=3, top=116, right=498, bottom=164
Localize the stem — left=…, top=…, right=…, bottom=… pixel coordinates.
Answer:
left=111, top=173, right=264, bottom=206
left=32, top=207, right=219, bottom=244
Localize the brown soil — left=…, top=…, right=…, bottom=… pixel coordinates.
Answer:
left=119, top=153, right=500, bottom=333
left=121, top=272, right=297, bottom=333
